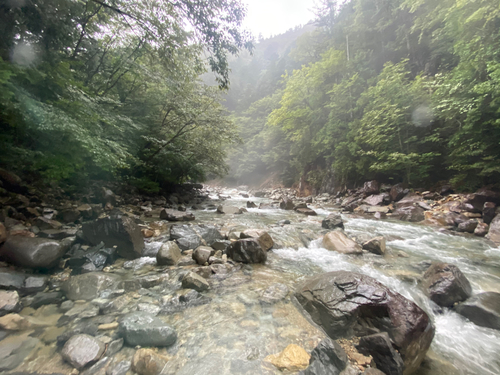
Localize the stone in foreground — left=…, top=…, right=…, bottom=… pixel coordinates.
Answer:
left=227, top=238, right=267, bottom=263
left=422, top=262, right=472, bottom=308
left=323, top=230, right=363, bottom=255
left=182, top=272, right=209, bottom=292
left=132, top=348, right=168, bottom=375
left=295, top=271, right=435, bottom=375
left=265, top=344, right=310, bottom=372
left=82, top=216, right=144, bottom=259
left=61, top=334, right=105, bottom=369
left=455, top=292, right=500, bottom=330
left=62, top=272, right=121, bottom=301
left=301, top=338, right=347, bottom=375
left=0, top=236, right=70, bottom=269
left=156, top=241, right=182, bottom=266
left=119, top=312, right=177, bottom=347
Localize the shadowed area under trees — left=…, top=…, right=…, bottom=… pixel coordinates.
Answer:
left=226, top=0, right=500, bottom=192
left=0, top=0, right=252, bottom=193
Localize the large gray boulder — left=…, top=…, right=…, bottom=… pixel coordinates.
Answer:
left=119, top=312, right=177, bottom=347
left=82, top=216, right=144, bottom=259
left=455, top=292, right=500, bottom=330
left=0, top=236, right=70, bottom=268
left=62, top=272, right=121, bottom=301
left=295, top=271, right=435, bottom=375
left=322, top=230, right=363, bottom=255
left=61, top=334, right=105, bottom=369
left=227, top=238, right=267, bottom=263
left=422, top=263, right=472, bottom=308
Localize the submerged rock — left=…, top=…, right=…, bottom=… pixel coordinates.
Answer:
left=62, top=334, right=105, bottom=369
left=295, top=271, right=435, bottom=375
left=227, top=238, right=267, bottom=263
left=82, top=216, right=144, bottom=259
left=260, top=283, right=289, bottom=305
left=182, top=272, right=209, bottom=292
left=422, top=262, right=472, bottom=308
left=455, top=292, right=500, bottom=330
left=119, top=312, right=177, bottom=347
left=0, top=236, right=70, bottom=269
left=323, top=230, right=363, bottom=255
left=62, top=272, right=121, bottom=301
left=265, top=344, right=311, bottom=372
left=132, top=349, right=168, bottom=375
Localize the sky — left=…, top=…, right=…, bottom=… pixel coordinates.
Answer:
left=241, top=0, right=317, bottom=39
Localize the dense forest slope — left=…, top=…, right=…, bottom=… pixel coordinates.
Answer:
left=226, top=0, right=500, bottom=193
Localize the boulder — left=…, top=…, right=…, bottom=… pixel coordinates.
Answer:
left=260, top=283, right=289, bottom=305
left=301, top=338, right=347, bottom=375
left=62, top=272, right=121, bottom=301
left=0, top=222, right=7, bottom=244
left=62, top=334, right=105, bottom=369
left=357, top=333, right=404, bottom=375
left=240, top=229, right=274, bottom=251
left=390, top=184, right=407, bottom=202
left=77, top=204, right=94, bottom=219
left=119, top=312, right=177, bottom=347
left=34, top=216, right=63, bottom=230
left=280, top=198, right=295, bottom=210
left=192, top=246, right=213, bottom=265
left=0, top=236, right=70, bottom=269
left=363, top=194, right=387, bottom=206
left=295, top=271, right=435, bottom=375
left=295, top=207, right=317, bottom=216
left=474, top=222, right=489, bottom=237
left=247, top=201, right=257, bottom=208
left=465, top=188, right=500, bottom=212
left=132, top=349, right=168, bottom=375
left=322, top=212, right=344, bottom=230
left=82, top=216, right=144, bottom=259
left=422, top=262, right=472, bottom=308
left=393, top=206, right=425, bottom=222
left=216, top=206, right=242, bottom=215
left=0, top=168, right=23, bottom=192
left=483, top=202, right=496, bottom=225
left=363, top=180, right=379, bottom=196
left=156, top=241, right=182, bottom=266
left=160, top=208, right=195, bottom=221
left=486, top=214, right=500, bottom=245
left=323, top=230, right=363, bottom=255
left=341, top=195, right=363, bottom=212
left=227, top=238, right=267, bottom=263
left=0, top=290, right=21, bottom=316
left=0, top=270, right=25, bottom=290
left=265, top=344, right=310, bottom=372
left=362, top=237, right=386, bottom=255
left=457, top=219, right=478, bottom=233
left=455, top=292, right=500, bottom=330
left=181, top=272, right=210, bottom=292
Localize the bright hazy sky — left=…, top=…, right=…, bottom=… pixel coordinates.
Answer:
left=242, top=0, right=316, bottom=38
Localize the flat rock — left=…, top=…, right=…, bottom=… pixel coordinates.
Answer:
left=295, top=271, right=435, bottom=375
left=455, top=292, right=500, bottom=330
left=260, top=283, right=289, bottom=305
left=0, top=270, right=25, bottom=290
left=61, top=334, right=105, bottom=369
left=82, top=216, right=144, bottom=259
left=265, top=344, right=310, bottom=372
left=182, top=272, right=209, bottom=292
left=0, top=236, right=70, bottom=269
left=295, top=207, right=317, bottom=216
left=422, top=262, right=472, bottom=308
left=119, top=312, right=177, bottom=347
left=62, top=272, right=121, bottom=301
left=216, top=205, right=242, bottom=215
left=323, top=230, right=363, bottom=255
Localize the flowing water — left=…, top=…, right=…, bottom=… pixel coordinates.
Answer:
left=4, top=188, right=500, bottom=375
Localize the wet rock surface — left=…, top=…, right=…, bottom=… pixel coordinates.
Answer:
left=227, top=238, right=267, bottom=263
left=119, top=312, right=177, bottom=347
left=323, top=230, right=363, bottom=255
left=455, top=292, right=500, bottom=330
left=422, top=262, right=472, bottom=308
left=301, top=338, right=347, bottom=375
left=295, top=271, right=435, bottom=375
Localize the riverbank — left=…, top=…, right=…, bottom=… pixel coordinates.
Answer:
left=1, top=171, right=500, bottom=375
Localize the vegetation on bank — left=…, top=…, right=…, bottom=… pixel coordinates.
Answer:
left=0, top=0, right=251, bottom=193
left=227, top=0, right=500, bottom=192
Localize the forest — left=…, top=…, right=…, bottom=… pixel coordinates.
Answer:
left=227, top=0, right=500, bottom=192
left=1, top=0, right=500, bottom=194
